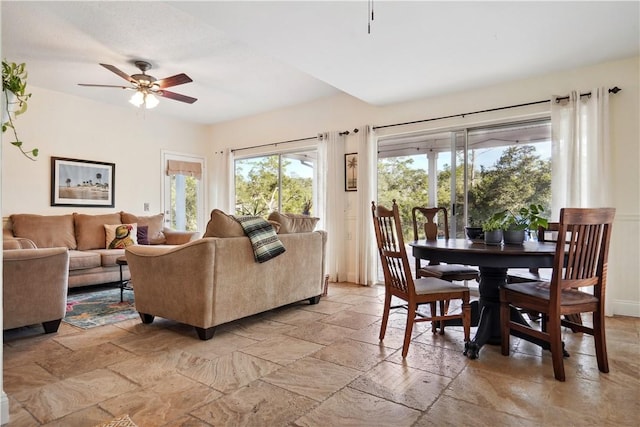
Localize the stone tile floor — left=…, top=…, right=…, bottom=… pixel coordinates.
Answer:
left=3, top=282, right=639, bottom=426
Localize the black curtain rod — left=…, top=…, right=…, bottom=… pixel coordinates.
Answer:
left=554, top=86, right=621, bottom=102
left=231, top=128, right=358, bottom=153
left=373, top=86, right=621, bottom=131
left=230, top=136, right=317, bottom=153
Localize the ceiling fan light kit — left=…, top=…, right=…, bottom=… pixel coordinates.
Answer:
left=129, top=90, right=159, bottom=109
left=79, top=60, right=197, bottom=110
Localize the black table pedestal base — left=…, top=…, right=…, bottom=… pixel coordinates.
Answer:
left=409, top=239, right=563, bottom=360
left=457, top=266, right=568, bottom=359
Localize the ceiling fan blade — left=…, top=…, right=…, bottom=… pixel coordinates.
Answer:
left=78, top=84, right=130, bottom=89
left=155, top=73, right=193, bottom=89
left=100, top=63, right=136, bottom=83
left=157, top=90, right=197, bottom=104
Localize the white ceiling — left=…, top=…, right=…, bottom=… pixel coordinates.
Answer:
left=2, top=1, right=638, bottom=125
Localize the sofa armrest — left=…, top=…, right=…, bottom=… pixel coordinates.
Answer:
left=162, top=228, right=201, bottom=245
left=3, top=247, right=70, bottom=331
left=3, top=237, right=37, bottom=250
left=126, top=239, right=215, bottom=327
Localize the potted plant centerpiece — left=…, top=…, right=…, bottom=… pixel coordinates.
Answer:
left=482, top=211, right=506, bottom=245
left=502, top=204, right=548, bottom=245
left=2, top=59, right=38, bottom=160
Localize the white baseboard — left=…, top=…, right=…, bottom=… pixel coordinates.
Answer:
left=1, top=390, right=9, bottom=425
left=611, top=299, right=640, bottom=317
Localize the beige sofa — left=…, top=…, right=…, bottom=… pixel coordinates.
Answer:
left=3, top=212, right=198, bottom=288
left=3, top=246, right=70, bottom=333
left=125, top=210, right=326, bottom=340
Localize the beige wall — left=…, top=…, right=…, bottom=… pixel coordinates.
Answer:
left=209, top=56, right=640, bottom=317
left=2, top=87, right=209, bottom=217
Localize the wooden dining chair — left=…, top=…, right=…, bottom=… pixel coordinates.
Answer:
left=411, top=206, right=479, bottom=282
left=507, top=222, right=560, bottom=283
left=372, top=200, right=471, bottom=358
left=500, top=207, right=615, bottom=381
left=507, top=222, right=584, bottom=327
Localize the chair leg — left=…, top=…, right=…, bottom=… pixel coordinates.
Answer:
left=500, top=297, right=511, bottom=356
left=379, top=292, right=392, bottom=341
left=402, top=304, right=416, bottom=358
left=549, top=317, right=566, bottom=381
left=592, top=310, right=609, bottom=373
left=430, top=302, right=437, bottom=334
left=438, top=300, right=446, bottom=335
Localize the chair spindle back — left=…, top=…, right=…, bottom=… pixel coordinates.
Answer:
left=371, top=200, right=414, bottom=296
left=552, top=208, right=615, bottom=294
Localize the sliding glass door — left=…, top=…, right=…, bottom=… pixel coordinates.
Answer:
left=377, top=119, right=551, bottom=279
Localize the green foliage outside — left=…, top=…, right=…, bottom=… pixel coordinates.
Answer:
left=467, top=145, right=551, bottom=223
left=377, top=157, right=430, bottom=238
left=233, top=145, right=550, bottom=236
left=235, top=155, right=313, bottom=217
left=377, top=145, right=551, bottom=238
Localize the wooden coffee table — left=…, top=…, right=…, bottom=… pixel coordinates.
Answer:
left=116, top=256, right=133, bottom=302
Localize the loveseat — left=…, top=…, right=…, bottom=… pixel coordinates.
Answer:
left=3, top=212, right=198, bottom=288
left=125, top=209, right=326, bottom=339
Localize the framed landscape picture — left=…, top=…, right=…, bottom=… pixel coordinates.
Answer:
left=51, top=157, right=115, bottom=207
left=345, top=152, right=358, bottom=191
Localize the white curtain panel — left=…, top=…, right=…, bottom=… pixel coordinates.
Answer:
left=551, top=87, right=611, bottom=219
left=210, top=148, right=234, bottom=213
left=355, top=125, right=379, bottom=286
left=317, top=131, right=348, bottom=282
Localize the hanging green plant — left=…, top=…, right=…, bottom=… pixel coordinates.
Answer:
left=2, top=59, right=38, bottom=160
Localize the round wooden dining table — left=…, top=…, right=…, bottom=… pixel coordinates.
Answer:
left=410, top=238, right=557, bottom=359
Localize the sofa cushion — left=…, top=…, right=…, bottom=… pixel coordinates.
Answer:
left=121, top=212, right=165, bottom=244
left=267, top=212, right=319, bottom=234
left=74, top=213, right=122, bottom=250
left=203, top=209, right=245, bottom=238
left=105, top=223, right=138, bottom=249
left=68, top=250, right=101, bottom=271
left=90, top=249, right=126, bottom=267
left=10, top=214, right=77, bottom=249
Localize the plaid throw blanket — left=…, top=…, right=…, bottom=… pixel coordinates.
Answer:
left=233, top=216, right=286, bottom=263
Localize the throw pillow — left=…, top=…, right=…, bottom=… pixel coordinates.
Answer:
left=203, top=209, right=245, bottom=238
left=104, top=223, right=138, bottom=249
left=268, top=220, right=281, bottom=233
left=137, top=225, right=149, bottom=245
left=74, top=212, right=122, bottom=250
left=121, top=212, right=165, bottom=244
left=267, top=212, right=319, bottom=234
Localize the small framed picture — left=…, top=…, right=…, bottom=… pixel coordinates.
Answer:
left=51, top=157, right=115, bottom=207
left=345, top=152, right=358, bottom=192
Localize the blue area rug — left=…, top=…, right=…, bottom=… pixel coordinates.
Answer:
left=64, top=287, right=138, bottom=329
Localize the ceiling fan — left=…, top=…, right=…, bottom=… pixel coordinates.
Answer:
left=78, top=61, right=197, bottom=109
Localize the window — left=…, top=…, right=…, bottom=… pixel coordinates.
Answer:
left=234, top=150, right=315, bottom=217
